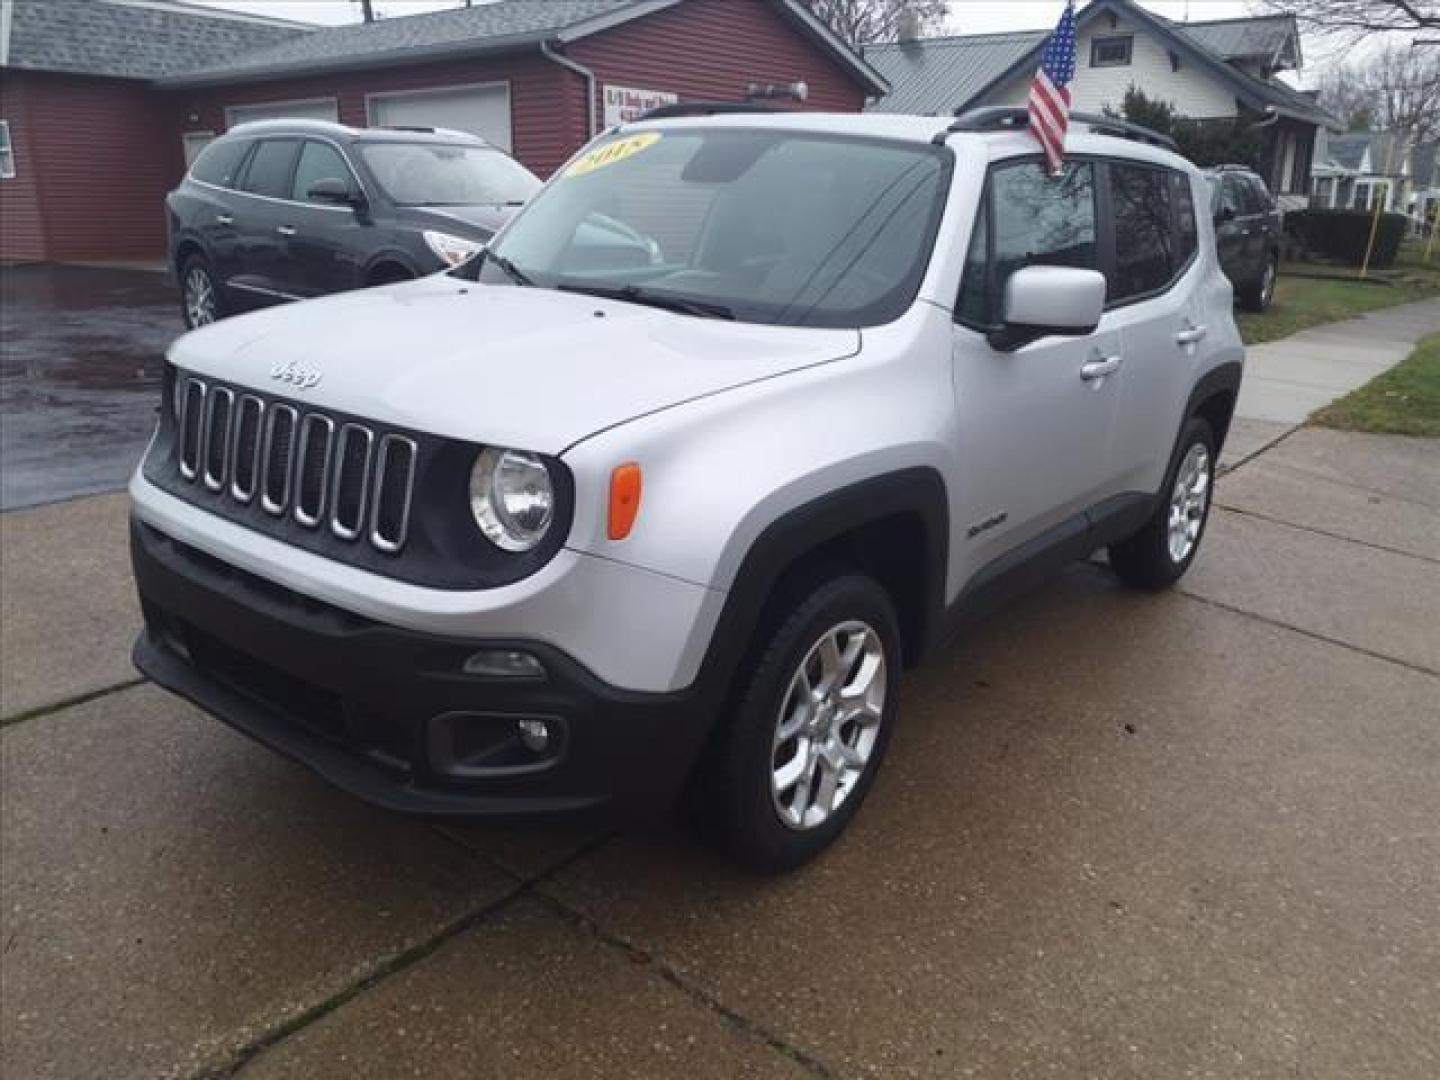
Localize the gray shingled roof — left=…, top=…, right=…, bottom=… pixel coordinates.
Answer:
left=865, top=32, right=1044, bottom=116
left=3, top=0, right=309, bottom=80
left=160, top=0, right=645, bottom=87
left=1175, top=15, right=1298, bottom=66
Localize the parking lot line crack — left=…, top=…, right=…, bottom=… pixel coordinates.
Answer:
left=1, top=677, right=146, bottom=729
left=1177, top=589, right=1439, bottom=680
left=1216, top=423, right=1301, bottom=476
left=1211, top=504, right=1440, bottom=566
left=530, top=889, right=839, bottom=1079
left=204, top=831, right=619, bottom=1079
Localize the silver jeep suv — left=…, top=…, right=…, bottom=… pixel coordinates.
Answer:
left=130, top=107, right=1242, bottom=870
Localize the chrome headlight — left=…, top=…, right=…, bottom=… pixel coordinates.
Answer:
left=423, top=229, right=485, bottom=268
left=469, top=448, right=554, bottom=552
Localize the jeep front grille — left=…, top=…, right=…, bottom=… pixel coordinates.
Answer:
left=173, top=376, right=417, bottom=554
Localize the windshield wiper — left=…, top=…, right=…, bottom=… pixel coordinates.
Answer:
left=485, top=249, right=534, bottom=287
left=557, top=283, right=733, bottom=320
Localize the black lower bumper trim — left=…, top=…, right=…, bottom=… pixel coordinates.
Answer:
left=131, top=519, right=715, bottom=820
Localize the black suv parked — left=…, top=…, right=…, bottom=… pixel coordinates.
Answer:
left=1204, top=165, right=1282, bottom=312
left=168, top=120, right=541, bottom=328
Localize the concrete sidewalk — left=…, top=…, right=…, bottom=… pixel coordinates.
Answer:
left=1219, top=297, right=1440, bottom=472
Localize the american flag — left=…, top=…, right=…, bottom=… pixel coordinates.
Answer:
left=1028, top=0, right=1078, bottom=176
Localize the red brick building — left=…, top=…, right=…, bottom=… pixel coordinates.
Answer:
left=0, top=0, right=886, bottom=264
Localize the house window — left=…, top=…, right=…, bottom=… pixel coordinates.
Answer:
left=1091, top=35, right=1133, bottom=67
left=0, top=121, right=16, bottom=180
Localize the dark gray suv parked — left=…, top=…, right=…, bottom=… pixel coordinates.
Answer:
left=1204, top=165, right=1282, bottom=312
left=168, top=120, right=541, bottom=329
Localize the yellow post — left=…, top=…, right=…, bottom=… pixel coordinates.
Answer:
left=1358, top=180, right=1386, bottom=280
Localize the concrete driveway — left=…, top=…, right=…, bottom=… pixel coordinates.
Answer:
left=0, top=265, right=179, bottom=511
left=3, top=420, right=1438, bottom=1078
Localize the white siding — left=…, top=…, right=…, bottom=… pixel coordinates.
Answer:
left=978, top=13, right=1237, bottom=120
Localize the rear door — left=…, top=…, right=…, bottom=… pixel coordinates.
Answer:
left=950, top=157, right=1124, bottom=581
left=275, top=139, right=368, bottom=298
left=1104, top=163, right=1205, bottom=498
left=231, top=137, right=301, bottom=302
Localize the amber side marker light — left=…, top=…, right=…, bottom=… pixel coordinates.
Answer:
left=608, top=463, right=642, bottom=540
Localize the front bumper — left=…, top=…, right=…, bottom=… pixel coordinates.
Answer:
left=131, top=518, right=716, bottom=819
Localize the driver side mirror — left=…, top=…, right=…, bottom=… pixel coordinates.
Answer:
left=307, top=177, right=363, bottom=209
left=1214, top=205, right=1236, bottom=225
left=987, top=265, right=1107, bottom=353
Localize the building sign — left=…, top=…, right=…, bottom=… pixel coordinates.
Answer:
left=603, top=85, right=679, bottom=126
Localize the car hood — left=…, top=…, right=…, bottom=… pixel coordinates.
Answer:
left=404, top=203, right=519, bottom=238
left=170, top=276, right=860, bottom=454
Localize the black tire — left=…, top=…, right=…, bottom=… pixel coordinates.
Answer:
left=691, top=573, right=902, bottom=872
left=1238, top=253, right=1277, bottom=312
left=1109, top=417, right=1216, bottom=590
left=179, top=253, right=225, bottom=329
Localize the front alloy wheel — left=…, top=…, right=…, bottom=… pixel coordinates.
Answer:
left=693, top=573, right=900, bottom=871
left=182, top=262, right=218, bottom=328
left=770, top=620, right=887, bottom=830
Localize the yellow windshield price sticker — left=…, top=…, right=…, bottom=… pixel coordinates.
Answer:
left=565, top=132, right=662, bottom=178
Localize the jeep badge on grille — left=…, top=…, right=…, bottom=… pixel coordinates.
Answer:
left=270, top=361, right=322, bottom=389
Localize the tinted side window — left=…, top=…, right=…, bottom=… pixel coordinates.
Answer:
left=958, top=160, right=1097, bottom=327
left=191, top=139, right=251, bottom=188
left=291, top=140, right=356, bottom=202
left=1172, top=171, right=1198, bottom=266
left=1109, top=163, right=1174, bottom=301
left=239, top=139, right=299, bottom=199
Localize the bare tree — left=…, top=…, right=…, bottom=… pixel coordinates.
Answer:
left=803, top=0, right=947, bottom=45
left=1258, top=0, right=1438, bottom=36
left=1320, top=42, right=1440, bottom=150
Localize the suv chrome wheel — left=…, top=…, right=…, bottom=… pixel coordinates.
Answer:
left=184, top=266, right=217, bottom=328
left=770, top=620, right=886, bottom=830
left=1260, top=258, right=1277, bottom=308
left=1167, top=442, right=1211, bottom=564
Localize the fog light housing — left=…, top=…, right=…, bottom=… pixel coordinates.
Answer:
left=462, top=649, right=546, bottom=680
left=516, top=717, right=551, bottom=753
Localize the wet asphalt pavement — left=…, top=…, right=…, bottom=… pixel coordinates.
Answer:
left=0, top=265, right=179, bottom=510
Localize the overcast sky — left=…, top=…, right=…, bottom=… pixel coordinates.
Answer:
left=193, top=1, right=1377, bottom=79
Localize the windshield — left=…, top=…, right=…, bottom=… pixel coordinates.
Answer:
left=359, top=142, right=541, bottom=206
left=469, top=129, right=951, bottom=328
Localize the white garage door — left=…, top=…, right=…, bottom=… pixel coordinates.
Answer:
left=368, top=84, right=512, bottom=151
left=225, top=98, right=339, bottom=129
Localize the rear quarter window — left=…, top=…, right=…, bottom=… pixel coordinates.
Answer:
left=190, top=139, right=251, bottom=189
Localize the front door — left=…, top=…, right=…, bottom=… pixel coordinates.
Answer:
left=275, top=139, right=368, bottom=298
left=950, top=158, right=1122, bottom=589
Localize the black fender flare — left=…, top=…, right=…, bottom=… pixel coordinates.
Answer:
left=1183, top=360, right=1244, bottom=451
left=688, top=467, right=950, bottom=703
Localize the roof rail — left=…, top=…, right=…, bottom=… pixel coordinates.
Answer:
left=637, top=102, right=778, bottom=121
left=935, top=106, right=1179, bottom=153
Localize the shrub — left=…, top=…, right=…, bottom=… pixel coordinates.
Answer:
left=1283, top=209, right=1408, bottom=267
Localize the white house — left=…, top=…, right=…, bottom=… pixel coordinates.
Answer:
left=866, top=0, right=1338, bottom=207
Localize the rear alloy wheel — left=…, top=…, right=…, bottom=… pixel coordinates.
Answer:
left=180, top=256, right=222, bottom=329
left=694, top=574, right=901, bottom=871
left=1240, top=255, right=1277, bottom=312
left=1109, top=417, right=1216, bottom=589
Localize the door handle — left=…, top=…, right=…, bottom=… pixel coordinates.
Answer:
left=215, top=214, right=233, bottom=226
left=1176, top=324, right=1208, bottom=345
left=276, top=225, right=297, bottom=237
left=1080, top=355, right=1121, bottom=381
